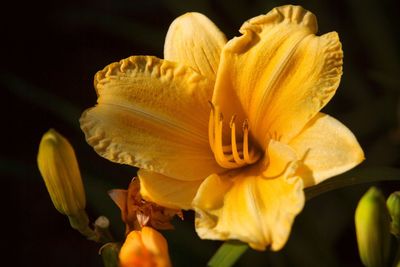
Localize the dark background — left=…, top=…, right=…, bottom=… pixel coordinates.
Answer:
left=2, top=0, right=400, bottom=266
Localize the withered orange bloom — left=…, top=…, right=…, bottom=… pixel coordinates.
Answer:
left=119, top=226, right=171, bottom=267
left=81, top=5, right=364, bottom=250
left=109, top=178, right=182, bottom=234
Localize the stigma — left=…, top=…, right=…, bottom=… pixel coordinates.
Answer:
left=208, top=103, right=261, bottom=169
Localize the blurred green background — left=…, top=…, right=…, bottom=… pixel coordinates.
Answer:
left=2, top=0, right=400, bottom=266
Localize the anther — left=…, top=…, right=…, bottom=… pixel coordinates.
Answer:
left=229, top=115, right=237, bottom=128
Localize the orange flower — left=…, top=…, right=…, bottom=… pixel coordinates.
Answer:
left=119, top=227, right=172, bottom=267
left=109, top=178, right=182, bottom=233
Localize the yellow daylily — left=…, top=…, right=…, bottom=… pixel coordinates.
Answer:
left=119, top=226, right=172, bottom=267
left=80, top=5, right=364, bottom=250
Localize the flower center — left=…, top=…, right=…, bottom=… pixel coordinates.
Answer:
left=208, top=103, right=261, bottom=169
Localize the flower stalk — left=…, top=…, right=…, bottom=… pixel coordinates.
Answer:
left=100, top=242, right=121, bottom=267
left=208, top=241, right=249, bottom=267
left=94, top=216, right=114, bottom=243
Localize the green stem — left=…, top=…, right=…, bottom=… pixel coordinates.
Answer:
left=208, top=241, right=249, bottom=267
left=94, top=216, right=114, bottom=243
left=100, top=242, right=121, bottom=267
left=68, top=210, right=97, bottom=240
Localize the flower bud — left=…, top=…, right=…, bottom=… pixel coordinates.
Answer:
left=355, top=187, right=391, bottom=267
left=37, top=129, right=96, bottom=239
left=119, top=227, right=171, bottom=267
left=387, top=191, right=400, bottom=237
left=37, top=129, right=86, bottom=216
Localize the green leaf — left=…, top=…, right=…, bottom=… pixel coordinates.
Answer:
left=305, top=166, right=400, bottom=200
left=208, top=241, right=249, bottom=267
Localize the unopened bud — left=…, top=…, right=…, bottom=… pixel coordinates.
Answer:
left=387, top=191, right=400, bottom=237
left=37, top=129, right=95, bottom=239
left=37, top=129, right=86, bottom=215
left=355, top=187, right=391, bottom=267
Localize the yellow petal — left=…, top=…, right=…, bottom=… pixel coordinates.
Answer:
left=212, top=5, right=343, bottom=148
left=80, top=56, right=223, bottom=181
left=164, top=12, right=227, bottom=80
left=290, top=113, right=364, bottom=187
left=119, top=226, right=171, bottom=267
left=193, top=140, right=304, bottom=251
left=138, top=169, right=203, bottom=210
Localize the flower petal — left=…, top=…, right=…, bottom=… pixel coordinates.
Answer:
left=212, top=5, right=343, bottom=147
left=289, top=113, right=364, bottom=187
left=119, top=226, right=171, bottom=267
left=164, top=12, right=227, bottom=80
left=108, top=189, right=128, bottom=212
left=80, top=56, right=223, bottom=181
left=138, top=169, right=203, bottom=210
left=193, top=140, right=304, bottom=251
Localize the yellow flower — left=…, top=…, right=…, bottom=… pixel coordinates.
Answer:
left=37, top=129, right=86, bottom=216
left=119, top=226, right=171, bottom=267
left=80, top=5, right=364, bottom=250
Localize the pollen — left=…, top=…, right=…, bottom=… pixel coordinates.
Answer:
left=208, top=103, right=260, bottom=169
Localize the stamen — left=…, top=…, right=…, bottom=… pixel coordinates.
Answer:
left=213, top=109, right=238, bottom=168
left=208, top=103, right=260, bottom=169
left=243, top=120, right=260, bottom=164
left=208, top=102, right=215, bottom=152
left=208, top=102, right=232, bottom=153
left=230, top=115, right=245, bottom=164
left=243, top=119, right=250, bottom=163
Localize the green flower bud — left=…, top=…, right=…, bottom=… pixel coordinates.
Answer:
left=37, top=129, right=86, bottom=215
left=355, top=187, right=391, bottom=267
left=387, top=191, right=400, bottom=237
